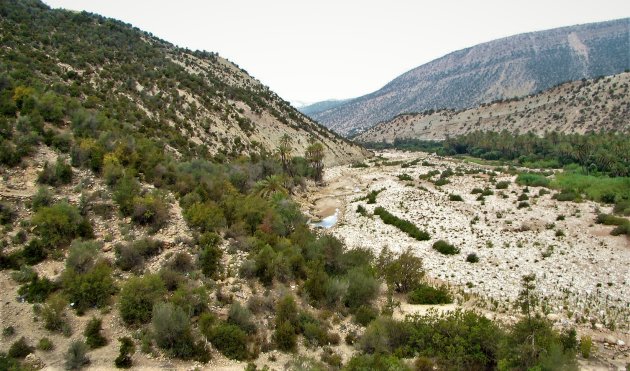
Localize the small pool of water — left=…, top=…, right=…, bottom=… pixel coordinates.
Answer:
left=311, top=208, right=339, bottom=229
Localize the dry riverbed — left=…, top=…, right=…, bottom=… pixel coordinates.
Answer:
left=302, top=150, right=630, bottom=369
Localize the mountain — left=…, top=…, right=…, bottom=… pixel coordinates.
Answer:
left=355, top=72, right=630, bottom=143
left=0, top=0, right=368, bottom=166
left=298, top=98, right=352, bottom=116
left=312, top=18, right=630, bottom=136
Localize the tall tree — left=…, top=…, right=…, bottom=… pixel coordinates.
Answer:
left=305, top=139, right=324, bottom=182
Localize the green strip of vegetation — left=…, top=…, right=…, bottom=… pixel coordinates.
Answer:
left=374, top=207, right=430, bottom=241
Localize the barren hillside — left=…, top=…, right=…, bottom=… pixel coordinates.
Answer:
left=357, top=73, right=630, bottom=143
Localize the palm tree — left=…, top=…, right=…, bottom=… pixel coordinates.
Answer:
left=278, top=134, right=292, bottom=174
left=305, top=140, right=325, bottom=181
left=255, top=175, right=288, bottom=199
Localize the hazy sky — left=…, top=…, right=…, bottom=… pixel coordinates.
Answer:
left=44, top=0, right=629, bottom=105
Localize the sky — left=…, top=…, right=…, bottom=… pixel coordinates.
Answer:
left=44, top=1, right=630, bottom=106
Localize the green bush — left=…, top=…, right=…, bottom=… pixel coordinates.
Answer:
left=359, top=316, right=411, bottom=355
left=119, top=275, right=166, bottom=325
left=184, top=201, right=226, bottom=232
left=0, top=202, right=16, bottom=225
left=18, top=275, right=57, bottom=303
left=345, top=268, right=380, bottom=309
left=580, top=336, right=592, bottom=358
left=228, top=301, right=256, bottom=334
left=345, top=354, right=411, bottom=371
left=130, top=192, right=169, bottom=231
left=380, top=248, right=424, bottom=293
left=152, top=302, right=198, bottom=359
left=114, top=337, right=135, bottom=368
left=516, top=173, right=550, bottom=187
left=496, top=181, right=510, bottom=189
left=432, top=240, right=460, bottom=255
left=274, top=320, right=297, bottom=352
left=353, top=305, right=379, bottom=326
left=31, top=187, right=53, bottom=210
left=115, top=238, right=162, bottom=272
left=84, top=317, right=107, bottom=349
left=198, top=234, right=222, bottom=277
left=65, top=341, right=90, bottom=370
left=62, top=260, right=116, bottom=312
left=397, top=173, right=413, bottom=181
left=19, top=238, right=47, bottom=265
left=374, top=207, right=430, bottom=241
left=553, top=190, right=579, bottom=202
left=517, top=201, right=530, bottom=209
left=208, top=322, right=248, bottom=360
left=37, top=337, right=54, bottom=351
left=37, top=157, right=73, bottom=186
left=466, top=253, right=479, bottom=263
left=31, top=202, right=92, bottom=248
left=42, top=293, right=69, bottom=333
left=449, top=194, right=463, bottom=201
left=8, top=337, right=33, bottom=359
left=408, top=283, right=452, bottom=304
left=66, top=240, right=101, bottom=273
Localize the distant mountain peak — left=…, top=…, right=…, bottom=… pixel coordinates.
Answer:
left=311, top=18, right=630, bottom=136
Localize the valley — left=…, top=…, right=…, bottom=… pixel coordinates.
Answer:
left=301, top=150, right=630, bottom=369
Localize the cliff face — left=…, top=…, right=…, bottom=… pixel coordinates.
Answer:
left=312, top=18, right=630, bottom=136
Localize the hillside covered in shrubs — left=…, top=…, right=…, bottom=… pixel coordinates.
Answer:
left=0, top=1, right=583, bottom=370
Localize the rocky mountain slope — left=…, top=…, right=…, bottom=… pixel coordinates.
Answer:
left=297, top=99, right=351, bottom=116
left=356, top=73, right=630, bottom=143
left=0, top=0, right=368, bottom=166
left=312, top=18, right=630, bottom=136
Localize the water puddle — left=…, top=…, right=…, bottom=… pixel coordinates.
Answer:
left=311, top=208, right=339, bottom=229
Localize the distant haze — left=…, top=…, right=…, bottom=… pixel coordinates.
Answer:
left=44, top=0, right=630, bottom=105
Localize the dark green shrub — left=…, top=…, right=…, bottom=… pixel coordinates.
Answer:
left=37, top=157, right=73, bottom=186
left=345, top=268, right=380, bottom=309
left=152, top=302, right=198, bottom=359
left=471, top=188, right=483, bottom=194
left=130, top=192, right=169, bottom=231
left=408, top=284, right=452, bottom=304
left=302, top=321, right=329, bottom=347
left=466, top=253, right=479, bottom=263
left=18, top=275, right=57, bottom=303
left=613, top=200, right=630, bottom=216
left=170, top=285, right=208, bottom=318
left=114, top=337, right=135, bottom=368
left=65, top=341, right=90, bottom=370
left=432, top=240, right=459, bottom=255
left=62, top=260, right=116, bottom=312
left=517, top=201, right=530, bottom=209
left=66, top=240, right=101, bottom=273
left=84, top=317, right=107, bottom=349
left=516, top=173, right=550, bottom=187
left=0, top=202, right=15, bottom=225
left=166, top=252, right=193, bottom=273
left=345, top=354, right=411, bottom=371
left=20, top=238, right=47, bottom=265
left=158, top=268, right=184, bottom=291
left=38, top=337, right=54, bottom=351
left=374, top=207, right=430, bottom=241
left=115, top=238, right=162, bottom=272
left=2, top=326, right=15, bottom=337
left=518, top=194, right=529, bottom=201
left=228, top=301, right=256, bottom=334
left=42, top=293, right=69, bottom=333
left=208, top=322, right=248, bottom=360
left=496, top=181, right=510, bottom=189
left=353, top=305, right=379, bottom=326
left=434, top=178, right=449, bottom=186
left=449, top=194, right=463, bottom=201
left=553, top=190, right=579, bottom=202
left=31, top=187, right=53, bottom=210
left=8, top=337, right=33, bottom=359
left=274, top=320, right=297, bottom=352
left=380, top=248, right=425, bottom=293
left=359, top=316, right=411, bottom=355
left=119, top=275, right=166, bottom=325
left=184, top=201, right=226, bottom=232
left=356, top=204, right=367, bottom=216
left=397, top=173, right=413, bottom=181
left=31, top=202, right=92, bottom=248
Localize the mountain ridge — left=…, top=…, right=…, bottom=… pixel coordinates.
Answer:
left=311, top=18, right=630, bottom=136
left=355, top=72, right=630, bottom=143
